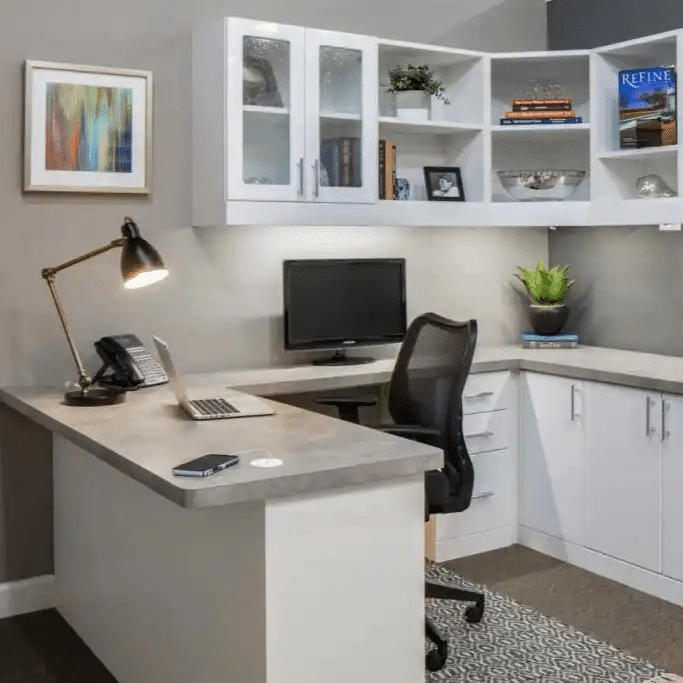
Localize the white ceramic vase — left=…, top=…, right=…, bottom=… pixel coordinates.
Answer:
left=395, top=90, right=430, bottom=122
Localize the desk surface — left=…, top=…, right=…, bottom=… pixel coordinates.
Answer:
left=5, top=343, right=683, bottom=509
left=0, top=381, right=441, bottom=509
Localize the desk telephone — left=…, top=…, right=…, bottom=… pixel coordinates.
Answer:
left=93, top=334, right=168, bottom=390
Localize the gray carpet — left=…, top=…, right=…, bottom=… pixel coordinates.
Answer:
left=447, top=545, right=683, bottom=676
left=426, top=561, right=664, bottom=682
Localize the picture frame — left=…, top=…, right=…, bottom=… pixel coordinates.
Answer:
left=423, top=166, right=465, bottom=201
left=24, top=60, right=153, bottom=193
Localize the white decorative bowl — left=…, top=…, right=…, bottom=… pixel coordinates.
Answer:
left=497, top=170, right=586, bottom=201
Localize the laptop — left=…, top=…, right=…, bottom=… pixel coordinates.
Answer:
left=152, top=336, right=275, bottom=420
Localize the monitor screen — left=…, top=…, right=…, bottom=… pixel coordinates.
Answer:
left=283, top=259, right=407, bottom=350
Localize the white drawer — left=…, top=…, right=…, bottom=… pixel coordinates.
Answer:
left=462, top=371, right=514, bottom=414
left=436, top=448, right=515, bottom=540
left=463, top=409, right=512, bottom=454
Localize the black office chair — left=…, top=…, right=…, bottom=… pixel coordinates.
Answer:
left=316, top=312, right=484, bottom=672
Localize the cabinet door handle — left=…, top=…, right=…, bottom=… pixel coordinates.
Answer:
left=312, top=159, right=320, bottom=197
left=662, top=399, right=671, bottom=440
left=465, top=431, right=494, bottom=439
left=464, top=391, right=493, bottom=399
left=297, top=158, right=304, bottom=196
left=570, top=384, right=576, bottom=421
left=471, top=491, right=494, bottom=500
left=646, top=396, right=656, bottom=436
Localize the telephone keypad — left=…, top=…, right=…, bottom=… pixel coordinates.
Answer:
left=128, top=346, right=168, bottom=386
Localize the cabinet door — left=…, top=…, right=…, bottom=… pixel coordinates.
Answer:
left=304, top=29, right=377, bottom=203
left=584, top=382, right=661, bottom=571
left=226, top=18, right=306, bottom=202
left=520, top=373, right=585, bottom=545
left=662, top=394, right=683, bottom=581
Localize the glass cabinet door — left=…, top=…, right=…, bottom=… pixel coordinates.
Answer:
left=305, top=30, right=378, bottom=203
left=226, top=19, right=306, bottom=201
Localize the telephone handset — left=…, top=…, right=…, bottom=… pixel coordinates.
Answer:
left=93, top=334, right=168, bottom=390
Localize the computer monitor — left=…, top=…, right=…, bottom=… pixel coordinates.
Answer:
left=283, top=258, right=407, bottom=365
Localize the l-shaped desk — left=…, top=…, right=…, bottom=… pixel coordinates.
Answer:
left=4, top=343, right=683, bottom=683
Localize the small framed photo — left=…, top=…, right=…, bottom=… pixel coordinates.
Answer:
left=424, top=167, right=465, bottom=201
left=24, top=60, right=153, bottom=193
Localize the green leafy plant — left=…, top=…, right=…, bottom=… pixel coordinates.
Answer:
left=514, top=262, right=576, bottom=305
left=387, top=64, right=451, bottom=104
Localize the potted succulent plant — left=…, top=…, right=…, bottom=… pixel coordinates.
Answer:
left=514, top=261, right=576, bottom=335
left=387, top=64, right=450, bottom=121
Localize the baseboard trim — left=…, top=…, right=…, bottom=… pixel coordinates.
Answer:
left=519, top=526, right=683, bottom=608
left=0, top=575, right=55, bottom=618
left=430, top=526, right=517, bottom=562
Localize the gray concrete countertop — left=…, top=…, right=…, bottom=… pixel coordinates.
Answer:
left=0, top=383, right=442, bottom=509
left=4, top=343, right=683, bottom=510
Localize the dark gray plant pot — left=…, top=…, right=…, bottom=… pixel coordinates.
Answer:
left=529, top=304, right=569, bottom=335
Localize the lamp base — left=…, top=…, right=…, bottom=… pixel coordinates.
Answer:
left=64, top=387, right=126, bottom=406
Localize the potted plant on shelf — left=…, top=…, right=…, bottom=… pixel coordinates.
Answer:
left=513, top=261, right=576, bottom=335
left=387, top=64, right=450, bottom=122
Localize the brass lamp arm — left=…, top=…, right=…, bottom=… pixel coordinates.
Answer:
left=41, top=238, right=127, bottom=394
left=41, top=238, right=126, bottom=279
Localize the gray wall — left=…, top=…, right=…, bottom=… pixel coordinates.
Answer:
left=0, top=0, right=547, bottom=582
left=549, top=226, right=683, bottom=357
left=548, top=0, right=683, bottom=49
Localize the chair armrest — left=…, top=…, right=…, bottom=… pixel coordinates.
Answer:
left=376, top=424, right=441, bottom=447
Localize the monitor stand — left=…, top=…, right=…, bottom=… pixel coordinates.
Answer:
left=311, top=350, right=375, bottom=366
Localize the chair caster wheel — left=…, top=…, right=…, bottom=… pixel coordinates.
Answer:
left=465, top=602, right=484, bottom=624
left=426, top=647, right=447, bottom=672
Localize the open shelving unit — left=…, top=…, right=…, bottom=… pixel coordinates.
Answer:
left=193, top=20, right=683, bottom=227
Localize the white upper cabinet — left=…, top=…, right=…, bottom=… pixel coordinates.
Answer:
left=192, top=17, right=377, bottom=226
left=192, top=20, right=683, bottom=227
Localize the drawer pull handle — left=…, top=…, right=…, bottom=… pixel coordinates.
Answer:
left=464, top=391, right=494, bottom=399
left=465, top=431, right=494, bottom=439
left=471, top=491, right=494, bottom=500
left=646, top=396, right=656, bottom=436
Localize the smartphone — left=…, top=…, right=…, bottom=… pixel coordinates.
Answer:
left=172, top=454, right=240, bottom=477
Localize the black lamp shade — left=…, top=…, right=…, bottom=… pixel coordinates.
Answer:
left=120, top=217, right=169, bottom=289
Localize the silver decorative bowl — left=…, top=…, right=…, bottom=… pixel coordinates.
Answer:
left=497, top=170, right=586, bottom=201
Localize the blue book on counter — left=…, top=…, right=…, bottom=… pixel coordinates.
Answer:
left=522, top=332, right=578, bottom=342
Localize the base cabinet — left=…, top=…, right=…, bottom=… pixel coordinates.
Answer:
left=519, top=373, right=585, bottom=545
left=427, top=371, right=517, bottom=562
left=584, top=381, right=661, bottom=572
left=662, top=394, right=683, bottom=582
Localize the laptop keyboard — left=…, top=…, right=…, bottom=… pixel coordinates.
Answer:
left=189, top=398, right=239, bottom=416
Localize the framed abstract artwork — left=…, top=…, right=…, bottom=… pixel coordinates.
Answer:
left=24, top=60, right=153, bottom=193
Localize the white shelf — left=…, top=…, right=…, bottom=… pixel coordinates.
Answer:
left=379, top=117, right=483, bottom=135
left=598, top=145, right=678, bottom=160
left=320, top=111, right=361, bottom=121
left=243, top=105, right=290, bottom=115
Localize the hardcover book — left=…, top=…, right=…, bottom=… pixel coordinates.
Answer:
left=500, top=117, right=583, bottom=125
left=619, top=66, right=677, bottom=149
left=505, top=109, right=576, bottom=119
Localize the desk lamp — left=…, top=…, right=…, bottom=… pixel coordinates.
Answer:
left=41, top=216, right=168, bottom=407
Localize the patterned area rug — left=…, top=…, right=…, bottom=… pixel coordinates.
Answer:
left=425, top=562, right=664, bottom=682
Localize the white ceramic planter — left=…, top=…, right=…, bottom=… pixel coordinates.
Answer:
left=395, top=90, right=430, bottom=122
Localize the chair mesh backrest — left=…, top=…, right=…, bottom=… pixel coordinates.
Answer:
left=389, top=313, right=477, bottom=488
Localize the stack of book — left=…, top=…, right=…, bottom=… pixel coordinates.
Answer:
left=378, top=139, right=396, bottom=199
left=521, top=332, right=579, bottom=349
left=500, top=98, right=583, bottom=126
left=320, top=137, right=362, bottom=187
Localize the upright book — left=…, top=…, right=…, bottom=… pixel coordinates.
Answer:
left=618, top=66, right=677, bottom=148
